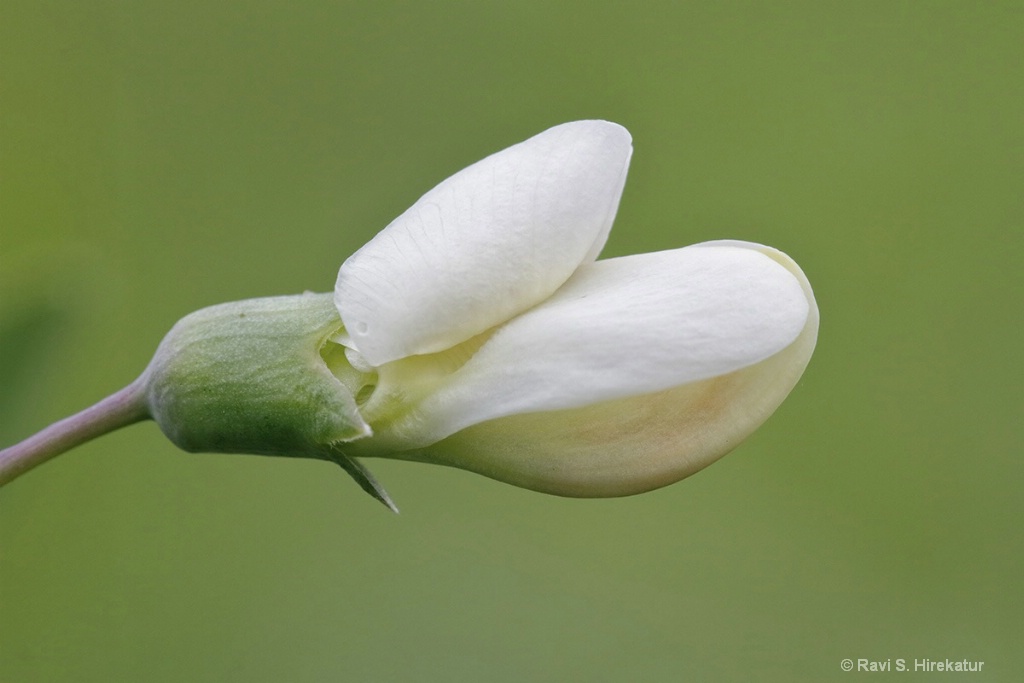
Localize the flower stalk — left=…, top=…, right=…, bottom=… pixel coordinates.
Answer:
left=0, top=379, right=150, bottom=485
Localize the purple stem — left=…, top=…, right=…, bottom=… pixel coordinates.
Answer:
left=0, top=378, right=150, bottom=485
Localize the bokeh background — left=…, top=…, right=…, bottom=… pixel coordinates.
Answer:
left=2, top=2, right=1020, bottom=681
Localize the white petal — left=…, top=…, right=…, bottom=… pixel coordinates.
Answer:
left=414, top=251, right=818, bottom=497
left=353, top=242, right=818, bottom=497
left=410, top=242, right=811, bottom=444
left=335, top=120, right=633, bottom=367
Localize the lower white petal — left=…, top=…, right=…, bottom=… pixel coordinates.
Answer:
left=408, top=241, right=812, bottom=444
left=382, top=243, right=819, bottom=496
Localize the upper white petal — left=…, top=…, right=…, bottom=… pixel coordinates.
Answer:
left=410, top=241, right=811, bottom=443
left=335, top=120, right=633, bottom=367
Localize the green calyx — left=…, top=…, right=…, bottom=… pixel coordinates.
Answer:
left=143, top=292, right=396, bottom=510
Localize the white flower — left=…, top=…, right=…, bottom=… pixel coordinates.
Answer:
left=0, top=120, right=817, bottom=506
left=331, top=120, right=818, bottom=497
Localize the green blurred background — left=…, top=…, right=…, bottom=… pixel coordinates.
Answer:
left=1, top=2, right=1020, bottom=681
